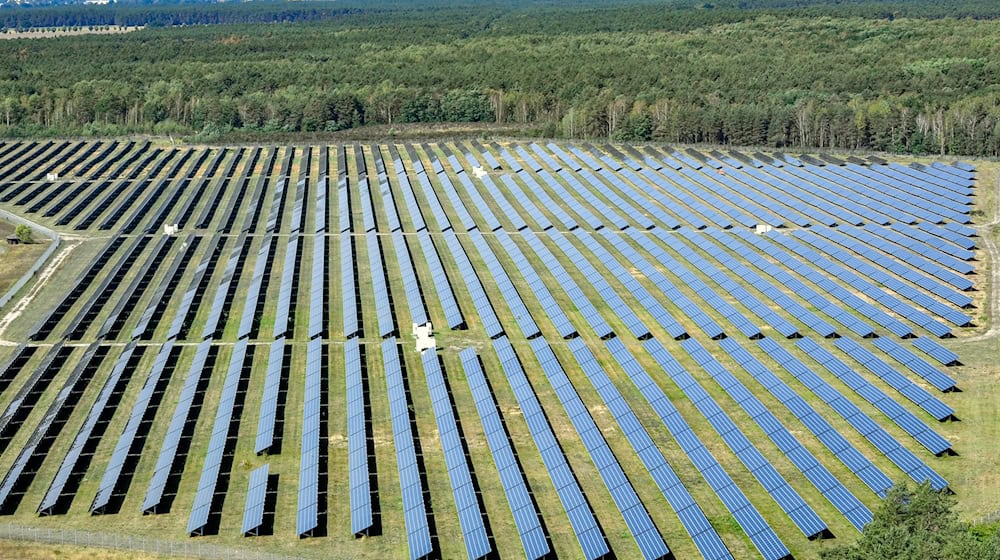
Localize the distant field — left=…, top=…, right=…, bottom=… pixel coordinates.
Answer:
left=0, top=26, right=141, bottom=39
left=0, top=138, right=994, bottom=560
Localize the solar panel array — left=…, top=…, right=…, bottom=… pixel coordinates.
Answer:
left=382, top=338, right=434, bottom=560
left=0, top=140, right=982, bottom=560
left=297, top=337, right=323, bottom=537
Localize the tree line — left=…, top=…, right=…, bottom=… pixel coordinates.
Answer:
left=1, top=0, right=999, bottom=155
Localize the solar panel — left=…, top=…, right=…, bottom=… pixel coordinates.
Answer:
left=542, top=337, right=672, bottom=559
left=382, top=339, right=434, bottom=560
left=0, top=342, right=69, bottom=444
left=492, top=175, right=550, bottom=231
left=341, top=233, right=360, bottom=338
left=416, top=231, right=464, bottom=329
left=493, top=230, right=575, bottom=338
left=547, top=230, right=651, bottom=339
left=187, top=339, right=249, bottom=535
left=297, top=337, right=323, bottom=537
left=242, top=464, right=269, bottom=536
left=394, top=165, right=427, bottom=232
left=415, top=171, right=453, bottom=231
left=0, top=344, right=107, bottom=513
left=533, top=172, right=599, bottom=230
left=557, top=168, right=629, bottom=229
left=606, top=338, right=777, bottom=559
left=39, top=343, right=140, bottom=515
left=366, top=231, right=397, bottom=338
left=491, top=336, right=609, bottom=560
left=143, top=340, right=213, bottom=513
left=315, top=177, right=328, bottom=233
left=517, top=230, right=612, bottom=339
left=587, top=230, right=696, bottom=339
left=421, top=350, right=492, bottom=560
left=338, top=177, right=352, bottom=233
left=254, top=338, right=285, bottom=455
left=715, top=337, right=874, bottom=529
left=236, top=234, right=274, bottom=339
left=771, top=230, right=959, bottom=333
left=796, top=337, right=952, bottom=456
left=477, top=175, right=527, bottom=231
left=358, top=175, right=378, bottom=233
left=391, top=232, right=429, bottom=326
left=466, top=230, right=540, bottom=339
left=308, top=232, right=327, bottom=339
left=345, top=338, right=373, bottom=535
left=92, top=341, right=177, bottom=514
left=273, top=233, right=301, bottom=339
left=378, top=173, right=403, bottom=233
left=200, top=234, right=251, bottom=340
left=833, top=337, right=953, bottom=420
left=442, top=231, right=502, bottom=337
left=513, top=171, right=578, bottom=230
left=652, top=337, right=828, bottom=539
left=453, top=171, right=502, bottom=231
left=433, top=166, right=477, bottom=231
left=459, top=348, right=549, bottom=559
left=911, top=337, right=960, bottom=366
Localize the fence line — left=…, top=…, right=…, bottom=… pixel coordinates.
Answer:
left=975, top=509, right=1000, bottom=526
left=0, top=522, right=307, bottom=560
left=0, top=209, right=62, bottom=310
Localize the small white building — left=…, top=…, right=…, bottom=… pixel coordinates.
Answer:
left=164, top=224, right=179, bottom=236
left=413, top=322, right=435, bottom=352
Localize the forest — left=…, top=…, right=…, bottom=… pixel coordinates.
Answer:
left=1, top=0, right=1000, bottom=155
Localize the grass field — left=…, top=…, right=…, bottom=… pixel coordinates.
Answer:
left=0, top=139, right=994, bottom=560
left=0, top=219, right=49, bottom=296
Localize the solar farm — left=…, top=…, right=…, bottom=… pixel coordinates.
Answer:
left=0, top=139, right=993, bottom=560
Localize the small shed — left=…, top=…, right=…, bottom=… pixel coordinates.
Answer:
left=5, top=235, right=20, bottom=245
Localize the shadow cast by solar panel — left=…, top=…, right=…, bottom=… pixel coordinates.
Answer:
left=97, top=347, right=181, bottom=515
left=104, top=238, right=177, bottom=339
left=397, top=347, right=440, bottom=557
left=66, top=236, right=152, bottom=340
left=199, top=345, right=255, bottom=536
left=468, top=353, right=555, bottom=555
left=0, top=346, right=109, bottom=516
left=508, top=343, right=615, bottom=557
left=139, top=237, right=202, bottom=341
left=30, top=237, right=125, bottom=341
left=266, top=344, right=293, bottom=456
left=434, top=353, right=501, bottom=558
left=254, top=473, right=280, bottom=536
left=0, top=345, right=36, bottom=395
left=156, top=345, right=218, bottom=515
left=0, top=345, right=74, bottom=456
left=399, top=236, right=433, bottom=323
left=284, top=235, right=305, bottom=339
left=195, top=149, right=246, bottom=230
left=177, top=240, right=226, bottom=340
left=212, top=237, right=255, bottom=339
left=350, top=236, right=367, bottom=339
left=219, top=150, right=261, bottom=234
left=43, top=348, right=146, bottom=516
left=314, top=342, right=330, bottom=537
left=359, top=343, right=382, bottom=536
left=372, top=234, right=399, bottom=338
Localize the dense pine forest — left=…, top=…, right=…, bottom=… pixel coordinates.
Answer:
left=1, top=0, right=1000, bottom=155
